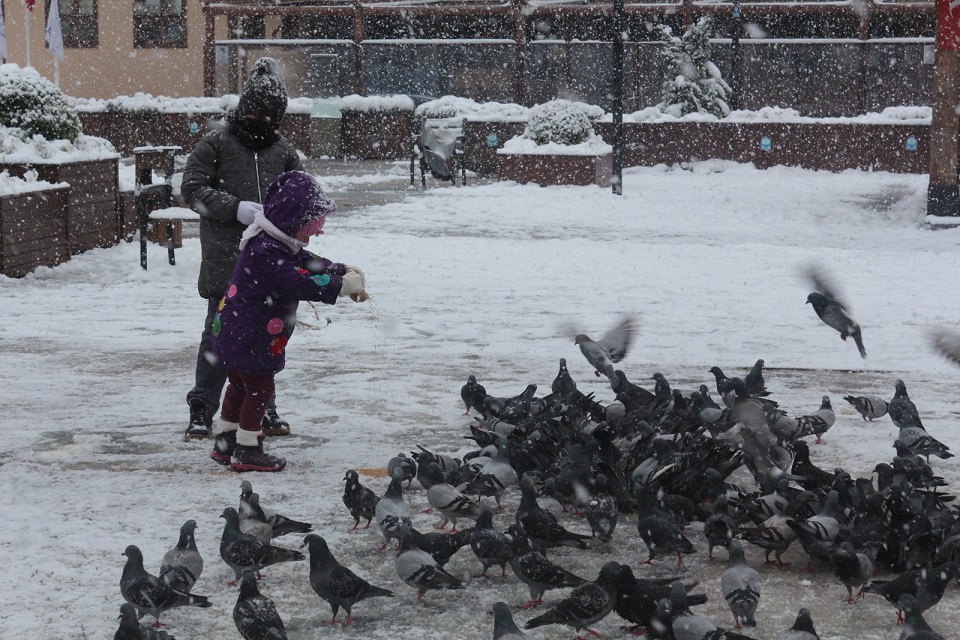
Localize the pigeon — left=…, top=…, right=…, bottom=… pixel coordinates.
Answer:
left=843, top=394, right=888, bottom=421
left=387, top=453, right=418, bottom=489
left=889, top=379, right=924, bottom=430
left=507, top=523, right=586, bottom=608
left=233, top=569, right=287, bottom=640
left=899, top=593, right=945, bottom=640
left=461, top=374, right=488, bottom=415
left=524, top=561, right=620, bottom=635
left=805, top=265, right=866, bottom=358
left=786, top=490, right=841, bottom=571
left=159, top=519, right=203, bottom=594
left=930, top=327, right=960, bottom=368
left=778, top=608, right=820, bottom=640
left=219, top=507, right=305, bottom=582
left=303, top=533, right=394, bottom=624
left=492, top=601, right=527, bottom=640
left=613, top=565, right=707, bottom=633
left=585, top=474, right=618, bottom=543
left=647, top=597, right=677, bottom=640
left=863, top=561, right=960, bottom=624
left=635, top=491, right=696, bottom=567
left=374, top=473, right=413, bottom=551
left=831, top=541, right=875, bottom=603
left=423, top=462, right=481, bottom=531
left=574, top=316, right=637, bottom=385
left=408, top=526, right=474, bottom=567
left=462, top=439, right=518, bottom=507
left=395, top=525, right=465, bottom=600
left=342, top=469, right=379, bottom=531
left=470, top=507, right=513, bottom=578
left=239, top=494, right=279, bottom=545
left=515, top=477, right=591, bottom=553
left=669, top=581, right=754, bottom=640
left=120, top=545, right=212, bottom=626
left=239, top=481, right=312, bottom=539
left=720, top=540, right=761, bottom=628
left=703, top=494, right=738, bottom=560
left=794, top=395, right=836, bottom=444
left=114, top=604, right=176, bottom=640
left=896, top=413, right=952, bottom=460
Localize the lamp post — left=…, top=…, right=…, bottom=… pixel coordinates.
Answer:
left=611, top=0, right=624, bottom=195
left=927, top=0, right=960, bottom=217
left=729, top=0, right=742, bottom=110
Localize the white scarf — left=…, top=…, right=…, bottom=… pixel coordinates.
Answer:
left=238, top=210, right=306, bottom=254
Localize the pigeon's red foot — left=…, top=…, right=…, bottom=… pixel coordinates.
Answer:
left=521, top=599, right=543, bottom=609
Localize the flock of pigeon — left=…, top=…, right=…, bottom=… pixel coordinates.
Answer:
left=114, top=278, right=960, bottom=640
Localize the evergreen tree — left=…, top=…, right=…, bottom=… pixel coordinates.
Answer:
left=657, top=18, right=731, bottom=118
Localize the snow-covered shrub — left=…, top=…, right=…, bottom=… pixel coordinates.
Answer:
left=0, top=64, right=82, bottom=142
left=524, top=99, right=593, bottom=146
left=657, top=18, right=731, bottom=119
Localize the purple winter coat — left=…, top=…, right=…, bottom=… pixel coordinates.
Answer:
left=212, top=171, right=344, bottom=375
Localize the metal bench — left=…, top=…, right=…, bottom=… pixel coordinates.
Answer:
left=134, top=146, right=182, bottom=269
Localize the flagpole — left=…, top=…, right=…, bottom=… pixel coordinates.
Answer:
left=53, top=58, right=59, bottom=86
left=24, top=7, right=31, bottom=68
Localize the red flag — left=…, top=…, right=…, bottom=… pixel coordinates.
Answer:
left=25, top=0, right=36, bottom=11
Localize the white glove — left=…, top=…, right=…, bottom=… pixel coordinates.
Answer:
left=339, top=271, right=365, bottom=298
left=236, top=201, right=262, bottom=225
left=345, top=265, right=365, bottom=279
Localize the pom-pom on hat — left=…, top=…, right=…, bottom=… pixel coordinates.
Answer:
left=263, top=171, right=337, bottom=237
left=236, top=57, right=288, bottom=124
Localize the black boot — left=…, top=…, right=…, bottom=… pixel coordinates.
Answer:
left=231, top=437, right=286, bottom=472
left=210, top=430, right=236, bottom=465
left=261, top=406, right=291, bottom=437
left=185, top=399, right=212, bottom=440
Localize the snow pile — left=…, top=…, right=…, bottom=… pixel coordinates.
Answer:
left=72, top=94, right=315, bottom=116
left=340, top=94, right=415, bottom=112
left=524, top=99, right=595, bottom=146
left=416, top=95, right=530, bottom=121
left=0, top=126, right=118, bottom=164
left=498, top=133, right=612, bottom=155
left=0, top=169, right=67, bottom=196
left=618, top=105, right=933, bottom=124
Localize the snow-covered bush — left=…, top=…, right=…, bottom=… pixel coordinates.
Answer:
left=524, top=99, right=593, bottom=146
left=0, top=64, right=82, bottom=142
left=657, top=18, right=731, bottom=119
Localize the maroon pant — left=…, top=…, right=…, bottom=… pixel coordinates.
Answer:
left=221, top=370, right=276, bottom=433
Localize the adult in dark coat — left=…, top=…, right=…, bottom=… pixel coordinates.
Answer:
left=182, top=57, right=302, bottom=440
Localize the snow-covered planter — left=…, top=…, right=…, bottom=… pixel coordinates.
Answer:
left=496, top=134, right=613, bottom=187
left=524, top=100, right=594, bottom=146
left=0, top=64, right=82, bottom=143
left=340, top=94, right=415, bottom=160
left=0, top=171, right=71, bottom=277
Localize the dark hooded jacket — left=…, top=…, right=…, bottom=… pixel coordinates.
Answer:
left=212, top=171, right=345, bottom=375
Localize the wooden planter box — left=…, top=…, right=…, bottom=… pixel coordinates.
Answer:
left=463, top=120, right=527, bottom=177
left=0, top=185, right=71, bottom=277
left=341, top=110, right=413, bottom=160
left=0, top=158, right=120, bottom=254
left=497, top=151, right=613, bottom=187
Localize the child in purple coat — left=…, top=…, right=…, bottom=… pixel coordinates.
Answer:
left=210, top=170, right=366, bottom=472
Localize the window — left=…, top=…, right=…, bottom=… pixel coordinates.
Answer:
left=133, top=0, right=186, bottom=49
left=46, top=0, right=98, bottom=48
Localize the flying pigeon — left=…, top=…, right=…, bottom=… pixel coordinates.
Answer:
left=524, top=561, right=620, bottom=636
left=374, top=473, right=413, bottom=551
left=469, top=507, right=513, bottom=578
left=804, top=266, right=866, bottom=358
left=386, top=453, right=418, bottom=489
left=395, top=525, right=465, bottom=600
left=778, top=608, right=820, bottom=640
left=930, top=327, right=960, bottom=367
left=303, top=533, right=394, bottom=624
left=120, top=545, right=212, bottom=627
left=843, top=395, right=888, bottom=421
left=491, top=601, right=526, bottom=640
left=239, top=481, right=313, bottom=539
left=159, top=519, right=203, bottom=594
left=233, top=569, right=287, bottom=640
left=720, top=540, right=761, bottom=628
left=508, top=524, right=586, bottom=608
left=831, top=541, right=875, bottom=603
left=114, top=603, right=176, bottom=640
left=573, top=315, right=638, bottom=386
left=343, top=469, right=379, bottom=531
left=219, top=507, right=305, bottom=582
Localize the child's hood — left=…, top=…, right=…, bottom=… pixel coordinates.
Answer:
left=262, top=170, right=337, bottom=236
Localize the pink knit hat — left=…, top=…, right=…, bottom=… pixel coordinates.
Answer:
left=298, top=215, right=326, bottom=237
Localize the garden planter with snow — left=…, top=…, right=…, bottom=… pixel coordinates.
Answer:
left=0, top=179, right=71, bottom=277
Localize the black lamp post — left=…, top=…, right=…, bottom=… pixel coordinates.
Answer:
left=612, top=0, right=625, bottom=195
left=730, top=0, right=742, bottom=110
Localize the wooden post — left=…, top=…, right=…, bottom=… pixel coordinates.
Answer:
left=927, top=0, right=960, bottom=216
left=203, top=6, right=216, bottom=97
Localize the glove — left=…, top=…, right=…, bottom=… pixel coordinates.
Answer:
left=236, top=201, right=262, bottom=225
left=345, top=265, right=365, bottom=279
left=339, top=271, right=367, bottom=301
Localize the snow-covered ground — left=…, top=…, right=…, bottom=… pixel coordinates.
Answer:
left=2, top=160, right=960, bottom=639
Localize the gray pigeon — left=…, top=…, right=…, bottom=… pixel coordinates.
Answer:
left=233, top=569, right=287, bottom=640
left=573, top=315, right=637, bottom=386
left=159, top=519, right=203, bottom=594
left=375, top=473, right=413, bottom=551
left=888, top=379, right=924, bottom=430
left=492, top=601, right=526, bottom=640
left=843, top=395, right=888, bottom=421
left=239, top=494, right=277, bottom=545
left=804, top=265, right=866, bottom=358
left=896, top=413, right=952, bottom=460
left=386, top=453, right=417, bottom=488
left=524, top=561, right=620, bottom=635
left=120, top=545, right=212, bottom=626
left=342, top=469, right=379, bottom=531
left=303, top=534, right=394, bottom=624
left=786, top=490, right=841, bottom=570
left=219, top=507, right=305, bottom=582
left=831, top=541, right=874, bottom=603
left=669, top=582, right=754, bottom=640
left=720, top=540, right=761, bottom=629
left=778, top=608, right=820, bottom=640
left=794, top=396, right=836, bottom=444
left=585, top=475, right=618, bottom=543
left=239, top=481, right=312, bottom=539
left=930, top=327, right=960, bottom=368
left=469, top=507, right=513, bottom=578
left=425, top=463, right=481, bottom=531
left=114, top=603, right=176, bottom=640
left=507, top=524, right=585, bottom=608
left=395, top=525, right=465, bottom=600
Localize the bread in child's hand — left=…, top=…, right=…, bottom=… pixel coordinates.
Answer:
left=350, top=291, right=369, bottom=303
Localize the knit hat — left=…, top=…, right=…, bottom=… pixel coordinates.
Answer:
left=236, top=57, right=288, bottom=124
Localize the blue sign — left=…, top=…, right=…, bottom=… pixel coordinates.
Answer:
left=906, top=135, right=917, bottom=151
left=486, top=133, right=499, bottom=148
left=760, top=136, right=772, bottom=152
left=189, top=122, right=200, bottom=134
